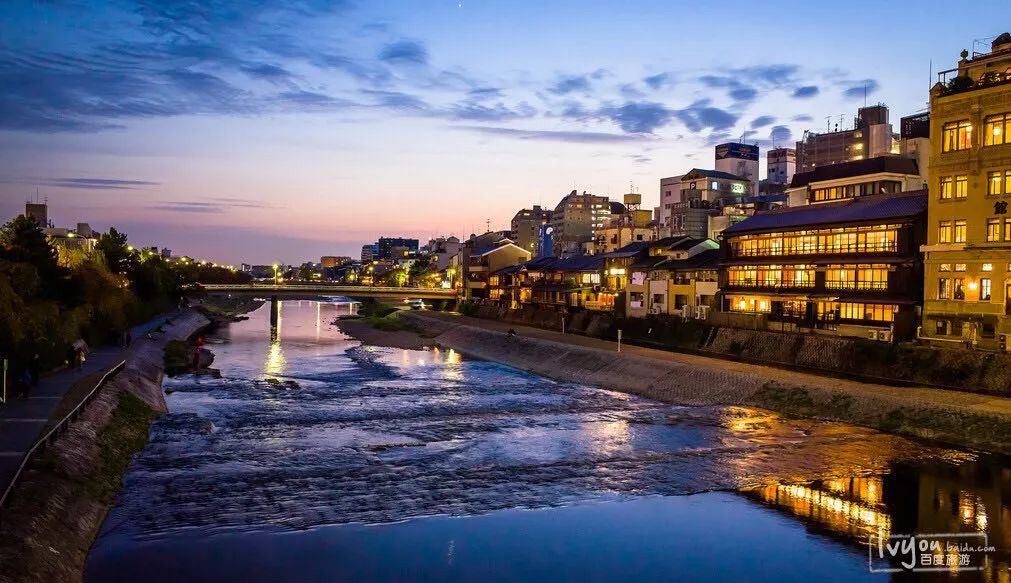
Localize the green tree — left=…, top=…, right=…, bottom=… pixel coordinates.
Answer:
left=0, top=216, right=61, bottom=287
left=96, top=227, right=135, bottom=275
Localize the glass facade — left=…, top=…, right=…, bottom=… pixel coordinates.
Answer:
left=728, top=224, right=901, bottom=257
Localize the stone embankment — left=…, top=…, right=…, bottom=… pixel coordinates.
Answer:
left=388, top=311, right=1011, bottom=454
left=0, top=310, right=210, bottom=583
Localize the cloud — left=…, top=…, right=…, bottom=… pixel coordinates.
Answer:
left=377, top=39, right=429, bottom=65
left=362, top=89, right=430, bottom=112
left=840, top=79, right=879, bottom=99
left=750, top=115, right=776, bottom=128
left=549, top=74, right=592, bottom=95
left=239, top=63, right=292, bottom=82
left=674, top=100, right=739, bottom=132
left=277, top=90, right=349, bottom=108
left=770, top=125, right=793, bottom=143
left=459, top=126, right=651, bottom=143
left=151, top=202, right=226, bottom=214
left=792, top=85, right=819, bottom=99
left=729, top=86, right=758, bottom=102
left=793, top=114, right=814, bottom=123
left=642, top=73, right=672, bottom=90
left=448, top=101, right=537, bottom=122
left=599, top=102, right=675, bottom=134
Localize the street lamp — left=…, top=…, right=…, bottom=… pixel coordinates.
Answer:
left=272, top=263, right=280, bottom=285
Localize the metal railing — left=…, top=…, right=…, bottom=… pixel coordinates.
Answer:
left=0, top=360, right=126, bottom=511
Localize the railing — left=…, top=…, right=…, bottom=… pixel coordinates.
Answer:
left=0, top=360, right=126, bottom=511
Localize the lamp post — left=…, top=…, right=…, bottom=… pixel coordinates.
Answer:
left=272, top=263, right=280, bottom=285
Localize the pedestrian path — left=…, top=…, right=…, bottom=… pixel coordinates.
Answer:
left=0, top=311, right=179, bottom=494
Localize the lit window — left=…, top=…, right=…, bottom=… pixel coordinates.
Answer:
left=988, top=219, right=1001, bottom=242
left=953, top=278, right=965, bottom=300
left=955, top=263, right=967, bottom=272
left=955, top=176, right=968, bottom=198
left=981, top=278, right=992, bottom=301
left=711, top=181, right=718, bottom=190
left=989, top=172, right=1003, bottom=195
left=983, top=263, right=993, bottom=271
left=1005, top=219, right=1011, bottom=241
left=942, top=120, right=973, bottom=152
left=938, top=221, right=952, bottom=243
left=938, top=278, right=951, bottom=299
left=939, top=263, right=952, bottom=271
left=954, top=220, right=967, bottom=243
left=940, top=176, right=953, bottom=199
left=1006, top=171, right=1011, bottom=196
left=984, top=113, right=1010, bottom=147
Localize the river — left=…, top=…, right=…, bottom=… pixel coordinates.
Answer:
left=86, top=300, right=1010, bottom=582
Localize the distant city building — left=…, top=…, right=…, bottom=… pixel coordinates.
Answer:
left=796, top=104, right=900, bottom=172
left=24, top=202, right=48, bottom=227
left=899, top=111, right=931, bottom=183
left=425, top=236, right=462, bottom=271
left=360, top=244, right=377, bottom=262
left=510, top=205, right=552, bottom=255
left=766, top=148, right=796, bottom=187
left=715, top=142, right=759, bottom=196
left=320, top=256, right=352, bottom=269
left=377, top=237, right=419, bottom=260
left=550, top=190, right=611, bottom=257
left=593, top=193, right=656, bottom=254
left=657, top=176, right=682, bottom=236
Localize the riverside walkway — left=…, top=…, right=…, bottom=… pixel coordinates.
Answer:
left=0, top=313, right=177, bottom=494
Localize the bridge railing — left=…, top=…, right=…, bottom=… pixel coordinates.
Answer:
left=190, top=283, right=458, bottom=295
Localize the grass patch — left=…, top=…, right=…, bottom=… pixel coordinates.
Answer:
left=82, top=391, right=158, bottom=502
left=362, top=313, right=419, bottom=333
left=163, top=339, right=193, bottom=376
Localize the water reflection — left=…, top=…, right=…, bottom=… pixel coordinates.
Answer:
left=743, top=458, right=1011, bottom=580
left=265, top=299, right=285, bottom=376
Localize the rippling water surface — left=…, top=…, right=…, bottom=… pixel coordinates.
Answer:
left=87, top=301, right=1010, bottom=582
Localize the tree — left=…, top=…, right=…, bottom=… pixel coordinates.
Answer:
left=96, top=227, right=135, bottom=275
left=0, top=216, right=61, bottom=287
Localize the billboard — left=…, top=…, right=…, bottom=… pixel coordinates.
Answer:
left=715, top=142, right=759, bottom=161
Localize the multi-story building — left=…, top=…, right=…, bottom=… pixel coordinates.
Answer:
left=550, top=190, right=611, bottom=257
left=320, top=256, right=352, bottom=269
left=657, top=176, right=682, bottom=236
left=376, top=237, right=419, bottom=260
left=785, top=156, right=926, bottom=208
left=900, top=111, right=931, bottom=183
left=715, top=142, right=759, bottom=196
left=921, top=33, right=1011, bottom=349
left=593, top=193, right=656, bottom=254
left=766, top=148, right=797, bottom=189
left=625, top=237, right=719, bottom=319
left=360, top=244, right=377, bottom=263
left=719, top=190, right=927, bottom=342
left=510, top=205, right=552, bottom=255
left=465, top=239, right=531, bottom=300
left=796, top=105, right=900, bottom=172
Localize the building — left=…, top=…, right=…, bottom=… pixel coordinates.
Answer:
left=510, top=206, right=552, bottom=255
left=550, top=190, right=612, bottom=257
left=377, top=237, right=419, bottom=260
left=425, top=236, right=462, bottom=271
left=767, top=148, right=796, bottom=188
left=509, top=255, right=609, bottom=311
left=625, top=237, right=719, bottom=319
left=920, top=33, right=1011, bottom=348
left=668, top=169, right=758, bottom=240
left=464, top=239, right=531, bottom=300
left=718, top=190, right=927, bottom=342
left=796, top=105, right=900, bottom=172
left=900, top=111, right=931, bottom=183
left=361, top=244, right=377, bottom=263
left=592, top=193, right=656, bottom=254
left=320, top=256, right=352, bottom=269
left=785, top=156, right=926, bottom=208
left=25, top=202, right=48, bottom=227
left=657, top=176, right=682, bottom=236
left=715, top=142, right=759, bottom=196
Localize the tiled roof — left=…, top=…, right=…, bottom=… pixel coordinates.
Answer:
left=789, top=156, right=920, bottom=188
left=658, top=248, right=720, bottom=270
left=683, top=168, right=748, bottom=182
left=721, top=190, right=927, bottom=236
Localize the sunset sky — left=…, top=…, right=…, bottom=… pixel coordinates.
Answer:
left=0, top=1, right=1006, bottom=264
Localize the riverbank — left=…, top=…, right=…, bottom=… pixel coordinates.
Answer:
left=340, top=311, right=1011, bottom=454
left=0, top=310, right=210, bottom=583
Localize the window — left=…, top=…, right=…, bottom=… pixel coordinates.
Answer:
left=826, top=266, right=856, bottom=290
left=988, top=218, right=1001, bottom=241
left=981, top=278, right=992, bottom=301
left=954, top=220, right=967, bottom=243
left=1006, top=171, right=1011, bottom=196
left=938, top=221, right=952, bottom=243
left=955, top=263, right=967, bottom=272
left=940, top=176, right=953, bottom=199
left=1005, top=218, right=1011, bottom=241
left=954, top=278, right=965, bottom=300
left=984, top=113, right=1010, bottom=146
left=955, top=175, right=968, bottom=199
left=983, top=263, right=993, bottom=271
left=942, top=120, right=973, bottom=152
left=938, top=278, right=951, bottom=300
left=856, top=265, right=889, bottom=290
left=940, top=263, right=952, bottom=271
left=989, top=172, right=1003, bottom=195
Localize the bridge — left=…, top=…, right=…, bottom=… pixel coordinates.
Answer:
left=191, top=283, right=459, bottom=300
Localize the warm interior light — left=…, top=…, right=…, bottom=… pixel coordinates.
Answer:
left=968, top=281, right=979, bottom=291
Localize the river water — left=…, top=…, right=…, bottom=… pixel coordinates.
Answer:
left=87, top=300, right=1010, bottom=582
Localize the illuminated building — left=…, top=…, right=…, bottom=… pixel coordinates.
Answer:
left=718, top=190, right=927, bottom=341
left=625, top=237, right=719, bottom=319
left=510, top=206, right=552, bottom=255
left=921, top=33, right=1011, bottom=349
left=796, top=104, right=900, bottom=172
left=592, top=193, right=657, bottom=254
left=715, top=142, right=759, bottom=196
left=549, top=190, right=612, bottom=257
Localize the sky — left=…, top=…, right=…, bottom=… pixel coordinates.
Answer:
left=0, top=0, right=1008, bottom=265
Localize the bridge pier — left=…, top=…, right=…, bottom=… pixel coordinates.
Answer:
left=269, top=295, right=280, bottom=341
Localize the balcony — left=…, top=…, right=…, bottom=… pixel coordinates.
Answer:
left=924, top=299, right=1004, bottom=316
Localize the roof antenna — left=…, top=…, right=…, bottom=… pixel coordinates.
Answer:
left=864, top=84, right=868, bottom=107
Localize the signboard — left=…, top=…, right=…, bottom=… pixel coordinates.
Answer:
left=730, top=183, right=746, bottom=194
left=715, top=142, right=759, bottom=161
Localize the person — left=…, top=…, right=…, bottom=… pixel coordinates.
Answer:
left=506, top=328, right=517, bottom=341
left=19, top=368, right=32, bottom=398
left=74, top=347, right=84, bottom=371
left=28, top=353, right=40, bottom=387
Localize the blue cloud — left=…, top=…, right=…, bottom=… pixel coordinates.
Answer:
left=549, top=75, right=592, bottom=95
left=675, top=100, right=739, bottom=132
left=729, top=86, right=758, bottom=102
left=600, top=102, right=675, bottom=134
left=793, top=114, right=814, bottom=123
left=841, top=79, right=879, bottom=98
left=750, top=115, right=776, bottom=128
left=459, top=126, right=651, bottom=143
left=643, top=73, right=671, bottom=90
left=377, top=39, right=429, bottom=65
left=792, top=85, right=819, bottom=98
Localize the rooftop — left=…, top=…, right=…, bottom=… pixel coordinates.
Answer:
left=682, top=168, right=748, bottom=182
left=789, top=156, right=920, bottom=188
left=721, top=190, right=927, bottom=236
